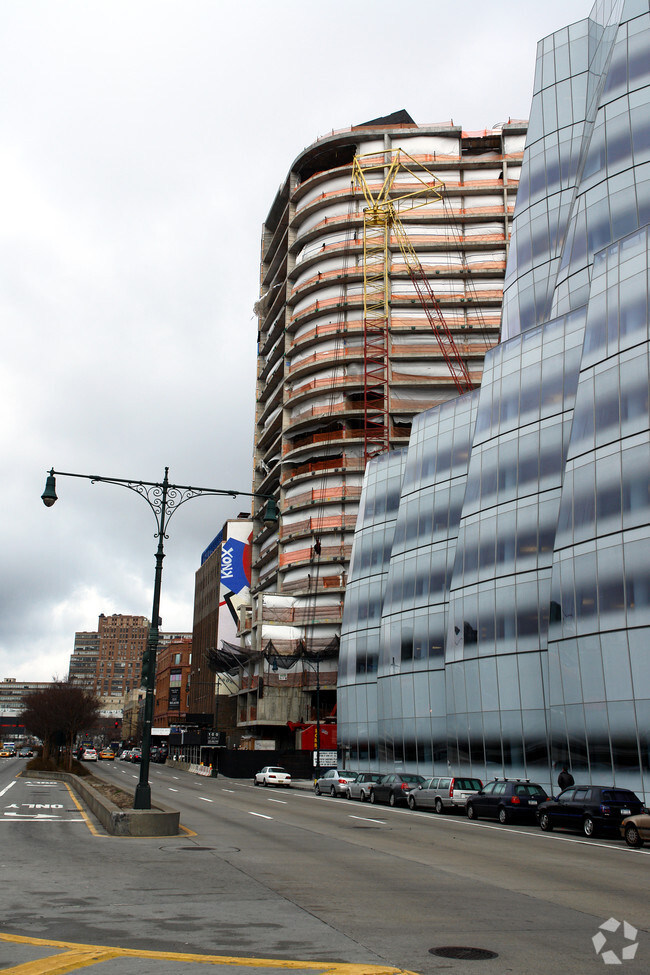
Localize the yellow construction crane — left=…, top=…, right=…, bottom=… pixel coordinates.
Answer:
left=352, top=149, right=474, bottom=461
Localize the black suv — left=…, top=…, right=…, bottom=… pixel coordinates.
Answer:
left=465, top=779, right=548, bottom=823
left=537, top=786, right=644, bottom=838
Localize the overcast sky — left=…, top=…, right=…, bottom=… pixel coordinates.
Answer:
left=1, top=0, right=589, bottom=682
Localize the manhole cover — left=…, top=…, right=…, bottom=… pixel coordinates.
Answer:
left=160, top=844, right=240, bottom=853
left=430, top=947, right=498, bottom=960
left=175, top=846, right=215, bottom=852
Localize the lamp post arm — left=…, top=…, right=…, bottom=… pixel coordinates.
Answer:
left=46, top=468, right=275, bottom=540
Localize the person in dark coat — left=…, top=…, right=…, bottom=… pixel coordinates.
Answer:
left=558, top=766, right=575, bottom=790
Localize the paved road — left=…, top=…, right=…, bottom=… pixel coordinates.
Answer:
left=1, top=756, right=648, bottom=974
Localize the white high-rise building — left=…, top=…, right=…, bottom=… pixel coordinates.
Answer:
left=241, top=112, right=526, bottom=746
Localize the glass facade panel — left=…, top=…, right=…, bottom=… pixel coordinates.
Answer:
left=339, top=0, right=650, bottom=801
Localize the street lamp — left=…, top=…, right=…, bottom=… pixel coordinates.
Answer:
left=41, top=466, right=278, bottom=809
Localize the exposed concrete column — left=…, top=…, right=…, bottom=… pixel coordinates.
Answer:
left=501, top=131, right=511, bottom=261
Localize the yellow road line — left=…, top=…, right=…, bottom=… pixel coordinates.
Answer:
left=0, top=933, right=418, bottom=975
left=0, top=947, right=122, bottom=975
left=62, top=783, right=101, bottom=837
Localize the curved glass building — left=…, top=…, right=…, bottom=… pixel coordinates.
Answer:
left=339, top=0, right=650, bottom=800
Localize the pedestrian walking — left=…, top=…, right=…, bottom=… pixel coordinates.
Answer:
left=557, top=766, right=574, bottom=790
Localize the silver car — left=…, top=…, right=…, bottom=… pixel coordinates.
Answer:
left=408, top=775, right=483, bottom=813
left=346, top=772, right=384, bottom=801
left=314, top=769, right=357, bottom=797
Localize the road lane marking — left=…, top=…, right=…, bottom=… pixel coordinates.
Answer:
left=168, top=788, right=179, bottom=792
left=0, top=931, right=418, bottom=974
left=267, top=798, right=287, bottom=804
left=0, top=781, right=16, bottom=798
left=1, top=782, right=96, bottom=832
left=249, top=811, right=272, bottom=820
left=482, top=821, right=650, bottom=854
left=199, top=797, right=213, bottom=803
left=349, top=815, right=386, bottom=824
left=415, top=812, right=650, bottom=854
left=5, top=811, right=59, bottom=818
left=222, top=789, right=235, bottom=793
left=1, top=816, right=83, bottom=823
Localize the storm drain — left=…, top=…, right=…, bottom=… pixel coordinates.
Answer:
left=429, top=946, right=498, bottom=960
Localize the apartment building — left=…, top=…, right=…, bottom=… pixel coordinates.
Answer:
left=68, top=614, right=190, bottom=704
left=67, top=631, right=100, bottom=690
left=242, top=113, right=526, bottom=744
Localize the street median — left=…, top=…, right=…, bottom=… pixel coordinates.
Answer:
left=26, top=769, right=180, bottom=836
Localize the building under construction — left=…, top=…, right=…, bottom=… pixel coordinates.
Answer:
left=241, top=112, right=526, bottom=748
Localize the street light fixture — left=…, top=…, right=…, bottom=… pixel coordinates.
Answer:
left=41, top=465, right=278, bottom=810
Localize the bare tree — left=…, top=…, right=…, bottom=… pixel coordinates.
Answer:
left=21, top=682, right=101, bottom=771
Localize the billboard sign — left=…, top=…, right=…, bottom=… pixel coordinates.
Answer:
left=218, top=521, right=252, bottom=648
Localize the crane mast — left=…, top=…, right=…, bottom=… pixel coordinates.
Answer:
left=352, top=149, right=475, bottom=463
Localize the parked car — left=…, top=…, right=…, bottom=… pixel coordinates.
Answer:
left=314, top=769, right=357, bottom=797
left=408, top=775, right=483, bottom=813
left=620, top=812, right=650, bottom=848
left=466, top=779, right=548, bottom=823
left=346, top=772, right=384, bottom=801
left=254, top=766, right=292, bottom=788
left=82, top=748, right=97, bottom=762
left=370, top=773, right=426, bottom=807
left=537, top=786, right=644, bottom=837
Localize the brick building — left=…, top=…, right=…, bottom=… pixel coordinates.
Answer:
left=68, top=614, right=191, bottom=706
left=153, top=636, right=192, bottom=728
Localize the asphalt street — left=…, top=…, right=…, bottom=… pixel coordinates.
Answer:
left=1, top=755, right=648, bottom=975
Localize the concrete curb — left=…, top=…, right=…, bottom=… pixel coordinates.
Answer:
left=27, top=769, right=180, bottom=836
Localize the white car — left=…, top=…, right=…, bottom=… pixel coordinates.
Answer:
left=254, top=766, right=292, bottom=787
left=82, top=748, right=97, bottom=761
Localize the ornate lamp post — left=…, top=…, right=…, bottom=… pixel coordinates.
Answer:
left=41, top=466, right=278, bottom=809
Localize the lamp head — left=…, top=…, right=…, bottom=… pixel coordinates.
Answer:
left=262, top=497, right=279, bottom=525
left=41, top=470, right=58, bottom=508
